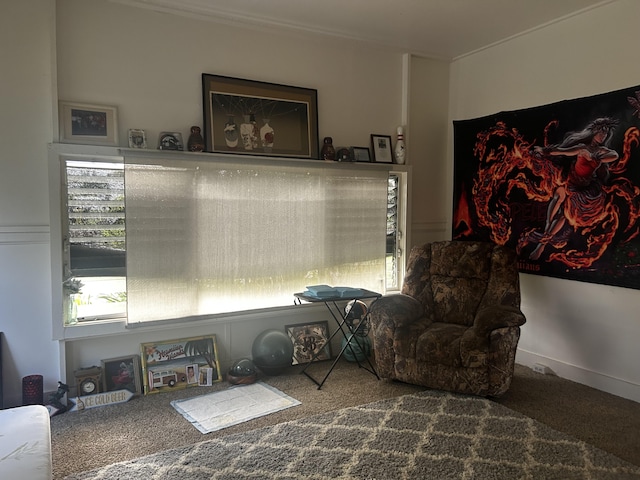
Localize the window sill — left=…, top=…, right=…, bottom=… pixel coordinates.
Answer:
left=60, top=303, right=326, bottom=341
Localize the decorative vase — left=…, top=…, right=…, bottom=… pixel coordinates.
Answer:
left=64, top=294, right=78, bottom=326
left=320, top=137, right=336, bottom=160
left=260, top=119, right=274, bottom=153
left=187, top=125, right=205, bottom=152
left=249, top=113, right=259, bottom=150
left=240, top=114, right=260, bottom=151
left=224, top=116, right=239, bottom=149
left=341, top=335, right=372, bottom=362
left=394, top=125, right=406, bottom=164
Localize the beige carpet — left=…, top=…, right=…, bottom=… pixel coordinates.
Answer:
left=63, top=390, right=640, bottom=479
left=50, top=361, right=640, bottom=479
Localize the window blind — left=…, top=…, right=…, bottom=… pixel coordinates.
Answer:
left=124, top=153, right=389, bottom=323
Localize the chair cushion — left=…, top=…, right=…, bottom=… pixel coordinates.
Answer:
left=415, top=322, right=468, bottom=367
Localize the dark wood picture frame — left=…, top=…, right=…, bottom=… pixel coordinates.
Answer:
left=371, top=134, right=394, bottom=163
left=285, top=321, right=332, bottom=365
left=202, top=73, right=319, bottom=159
left=101, top=354, right=142, bottom=396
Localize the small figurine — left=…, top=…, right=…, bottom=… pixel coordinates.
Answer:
left=187, top=126, right=205, bottom=152
left=46, top=381, right=69, bottom=417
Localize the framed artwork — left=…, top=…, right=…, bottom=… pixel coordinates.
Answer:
left=101, top=355, right=142, bottom=395
left=59, top=101, right=119, bottom=146
left=128, top=129, right=147, bottom=148
left=352, top=146, right=371, bottom=162
left=285, top=321, right=332, bottom=365
left=202, top=73, right=319, bottom=158
left=140, top=335, right=221, bottom=394
left=371, top=134, right=394, bottom=163
left=158, top=131, right=184, bottom=151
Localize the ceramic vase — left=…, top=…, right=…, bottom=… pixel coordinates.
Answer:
left=321, top=137, right=336, bottom=160
left=260, top=119, right=274, bottom=152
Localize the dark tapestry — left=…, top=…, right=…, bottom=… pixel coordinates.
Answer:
left=453, top=85, right=640, bottom=289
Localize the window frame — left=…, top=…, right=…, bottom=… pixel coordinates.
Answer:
left=49, top=144, right=409, bottom=340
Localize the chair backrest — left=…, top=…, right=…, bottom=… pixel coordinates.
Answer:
left=401, top=241, right=521, bottom=327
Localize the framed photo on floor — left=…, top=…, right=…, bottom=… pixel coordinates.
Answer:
left=101, top=355, right=142, bottom=395
left=202, top=73, right=319, bottom=158
left=140, top=335, right=221, bottom=394
left=285, top=321, right=332, bottom=364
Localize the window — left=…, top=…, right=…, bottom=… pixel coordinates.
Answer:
left=64, top=160, right=126, bottom=321
left=61, top=150, right=406, bottom=325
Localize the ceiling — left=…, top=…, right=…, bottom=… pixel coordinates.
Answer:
left=112, top=0, right=613, bottom=59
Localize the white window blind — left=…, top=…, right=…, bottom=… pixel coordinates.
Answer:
left=124, top=153, right=389, bottom=323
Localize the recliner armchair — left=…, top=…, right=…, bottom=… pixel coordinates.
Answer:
left=369, top=240, right=526, bottom=397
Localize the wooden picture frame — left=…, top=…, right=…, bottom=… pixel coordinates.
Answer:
left=371, top=134, right=394, bottom=163
left=285, top=321, right=332, bottom=365
left=59, top=101, right=119, bottom=146
left=352, top=146, right=371, bottom=162
left=202, top=73, right=319, bottom=158
left=140, top=335, right=221, bottom=395
left=101, top=355, right=142, bottom=396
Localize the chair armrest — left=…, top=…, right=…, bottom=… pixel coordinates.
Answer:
left=461, top=306, right=526, bottom=363
left=369, top=294, right=425, bottom=329
left=473, top=305, right=526, bottom=336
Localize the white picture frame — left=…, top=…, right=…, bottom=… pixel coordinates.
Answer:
left=128, top=129, right=147, bottom=148
left=59, top=101, right=119, bottom=146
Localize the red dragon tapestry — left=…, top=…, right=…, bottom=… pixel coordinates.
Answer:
left=453, top=85, right=640, bottom=289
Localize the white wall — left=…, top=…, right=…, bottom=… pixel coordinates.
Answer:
left=0, top=1, right=60, bottom=408
left=449, top=0, right=640, bottom=401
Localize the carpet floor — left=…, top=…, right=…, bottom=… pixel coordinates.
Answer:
left=51, top=361, right=640, bottom=479
left=64, top=390, right=640, bottom=479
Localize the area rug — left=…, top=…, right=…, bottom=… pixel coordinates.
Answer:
left=65, top=390, right=640, bottom=479
left=170, top=381, right=301, bottom=433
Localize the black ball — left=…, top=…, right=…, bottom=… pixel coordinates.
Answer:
left=251, top=329, right=294, bottom=375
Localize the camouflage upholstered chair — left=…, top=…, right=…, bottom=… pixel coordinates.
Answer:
left=369, top=241, right=526, bottom=397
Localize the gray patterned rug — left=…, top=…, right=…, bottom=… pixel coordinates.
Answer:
left=64, top=390, right=640, bottom=479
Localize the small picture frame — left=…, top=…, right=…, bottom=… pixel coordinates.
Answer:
left=101, top=355, right=142, bottom=396
left=286, top=321, right=332, bottom=365
left=186, top=364, right=199, bottom=384
left=128, top=129, right=147, bottom=148
left=352, top=146, right=371, bottom=162
left=370, top=134, right=394, bottom=163
left=158, top=131, right=184, bottom=151
left=59, top=101, right=119, bottom=146
left=199, top=367, right=214, bottom=386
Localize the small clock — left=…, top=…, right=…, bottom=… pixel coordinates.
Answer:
left=74, top=366, right=102, bottom=396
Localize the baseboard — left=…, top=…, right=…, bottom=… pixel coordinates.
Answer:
left=516, top=349, right=640, bottom=403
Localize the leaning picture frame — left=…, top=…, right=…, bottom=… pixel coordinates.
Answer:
left=352, top=146, right=371, bottom=162
left=59, top=101, right=119, bottom=146
left=101, top=355, right=142, bottom=396
left=285, top=321, right=332, bottom=365
left=370, top=134, right=394, bottom=163
left=140, top=335, right=221, bottom=395
left=202, top=73, right=319, bottom=158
